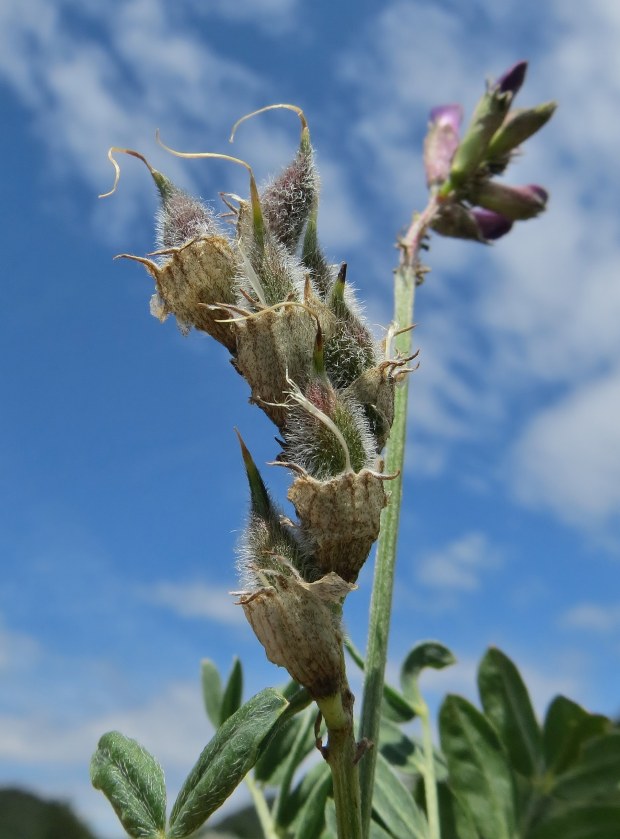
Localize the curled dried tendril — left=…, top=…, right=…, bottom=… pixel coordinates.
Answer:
left=99, top=147, right=158, bottom=199
left=229, top=103, right=309, bottom=144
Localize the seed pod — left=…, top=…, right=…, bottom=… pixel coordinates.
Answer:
left=288, top=469, right=390, bottom=583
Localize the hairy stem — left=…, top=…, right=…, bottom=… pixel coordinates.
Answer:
left=245, top=772, right=279, bottom=839
left=358, top=196, right=440, bottom=838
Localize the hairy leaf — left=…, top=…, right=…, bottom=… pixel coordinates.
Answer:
left=168, top=688, right=288, bottom=838
left=90, top=731, right=166, bottom=839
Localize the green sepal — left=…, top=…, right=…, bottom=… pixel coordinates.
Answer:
left=477, top=646, right=543, bottom=778
left=90, top=731, right=166, bottom=839
left=168, top=688, right=288, bottom=838
left=439, top=694, right=517, bottom=839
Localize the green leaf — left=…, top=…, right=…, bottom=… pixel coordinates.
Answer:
left=543, top=695, right=611, bottom=775
left=527, top=802, right=620, bottom=839
left=168, top=688, right=288, bottom=838
left=439, top=694, right=517, bottom=839
left=293, top=768, right=331, bottom=839
left=477, top=647, right=543, bottom=778
left=379, top=717, right=447, bottom=781
left=90, top=731, right=166, bottom=839
left=254, top=712, right=313, bottom=784
left=345, top=637, right=417, bottom=722
left=201, top=659, right=223, bottom=729
left=279, top=761, right=331, bottom=829
left=436, top=782, right=479, bottom=839
left=373, top=752, right=429, bottom=839
left=550, top=731, right=620, bottom=801
left=220, top=657, right=243, bottom=724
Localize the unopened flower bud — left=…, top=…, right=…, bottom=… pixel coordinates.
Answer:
left=288, top=469, right=389, bottom=583
left=470, top=207, right=513, bottom=240
left=470, top=181, right=548, bottom=220
left=486, top=101, right=557, bottom=165
left=495, top=61, right=528, bottom=96
left=431, top=202, right=514, bottom=243
left=423, top=104, right=462, bottom=186
left=449, top=62, right=527, bottom=188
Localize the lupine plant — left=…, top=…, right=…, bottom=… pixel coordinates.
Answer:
left=91, top=64, right=620, bottom=839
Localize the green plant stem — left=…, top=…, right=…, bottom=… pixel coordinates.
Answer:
left=358, top=196, right=440, bottom=838
left=245, top=772, right=279, bottom=839
left=319, top=685, right=363, bottom=839
left=418, top=695, right=440, bottom=839
left=273, top=709, right=315, bottom=827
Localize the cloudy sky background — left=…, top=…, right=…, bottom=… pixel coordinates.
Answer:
left=1, top=0, right=620, bottom=835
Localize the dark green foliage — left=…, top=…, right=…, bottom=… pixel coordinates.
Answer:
left=0, top=788, right=98, bottom=839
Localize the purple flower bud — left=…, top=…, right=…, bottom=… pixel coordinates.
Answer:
left=495, top=61, right=528, bottom=96
left=471, top=181, right=548, bottom=220
left=470, top=208, right=513, bottom=240
left=424, top=104, right=463, bottom=186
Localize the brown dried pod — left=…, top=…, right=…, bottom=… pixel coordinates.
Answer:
left=237, top=568, right=353, bottom=699
left=118, top=236, right=239, bottom=350
left=288, top=469, right=390, bottom=583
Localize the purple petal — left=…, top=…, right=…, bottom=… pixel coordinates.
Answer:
left=471, top=208, right=513, bottom=240
left=429, top=103, right=463, bottom=133
left=496, top=61, right=528, bottom=95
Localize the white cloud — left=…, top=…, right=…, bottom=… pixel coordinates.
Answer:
left=561, top=602, right=620, bottom=633
left=417, top=532, right=502, bottom=591
left=510, top=368, right=620, bottom=525
left=144, top=580, right=247, bottom=626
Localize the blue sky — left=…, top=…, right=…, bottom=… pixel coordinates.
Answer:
left=2, top=0, right=620, bottom=835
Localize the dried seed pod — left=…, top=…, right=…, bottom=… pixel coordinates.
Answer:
left=237, top=569, right=352, bottom=698
left=288, top=469, right=390, bottom=583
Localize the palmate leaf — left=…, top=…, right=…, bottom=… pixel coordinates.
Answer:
left=527, top=802, right=620, bottom=839
left=90, top=731, right=166, bottom=839
left=167, top=687, right=288, bottom=838
left=549, top=730, right=620, bottom=801
left=543, top=694, right=611, bottom=775
left=477, top=647, right=543, bottom=778
left=439, top=694, right=517, bottom=839
left=373, top=752, right=429, bottom=839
